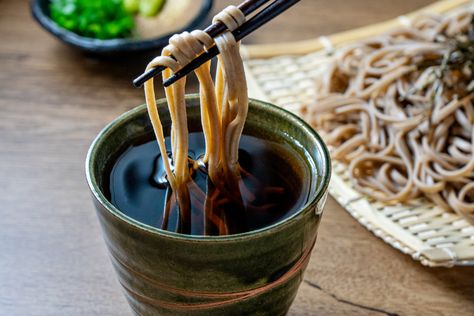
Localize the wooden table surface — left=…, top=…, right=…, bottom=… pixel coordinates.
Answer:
left=1, top=1, right=473, bottom=315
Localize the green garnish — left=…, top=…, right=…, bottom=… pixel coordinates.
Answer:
left=50, top=0, right=135, bottom=39
left=123, top=0, right=140, bottom=14
left=139, top=0, right=166, bottom=17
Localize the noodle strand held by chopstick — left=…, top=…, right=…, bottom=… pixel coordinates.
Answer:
left=143, top=5, right=251, bottom=234
left=305, top=8, right=474, bottom=224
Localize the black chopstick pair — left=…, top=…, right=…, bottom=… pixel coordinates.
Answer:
left=132, top=0, right=271, bottom=88
left=132, top=0, right=300, bottom=88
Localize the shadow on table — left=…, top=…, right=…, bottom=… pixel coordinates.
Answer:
left=429, top=266, right=474, bottom=301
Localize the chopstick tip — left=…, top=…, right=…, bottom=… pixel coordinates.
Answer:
left=132, top=78, right=143, bottom=88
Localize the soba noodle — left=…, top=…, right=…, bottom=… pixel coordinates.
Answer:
left=304, top=8, right=474, bottom=223
left=143, top=6, right=250, bottom=234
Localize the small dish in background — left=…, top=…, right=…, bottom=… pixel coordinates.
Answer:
left=31, top=0, right=213, bottom=54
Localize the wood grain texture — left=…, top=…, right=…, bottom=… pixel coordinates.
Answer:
left=0, top=1, right=472, bottom=315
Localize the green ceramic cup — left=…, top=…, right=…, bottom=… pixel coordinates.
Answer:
left=86, top=95, right=331, bottom=316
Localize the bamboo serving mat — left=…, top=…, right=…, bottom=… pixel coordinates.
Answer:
left=242, top=0, right=474, bottom=267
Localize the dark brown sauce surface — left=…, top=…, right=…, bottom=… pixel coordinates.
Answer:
left=106, top=132, right=310, bottom=235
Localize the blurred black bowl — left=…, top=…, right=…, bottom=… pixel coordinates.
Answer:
left=31, top=0, right=213, bottom=54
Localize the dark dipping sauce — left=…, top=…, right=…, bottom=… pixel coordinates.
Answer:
left=106, top=132, right=311, bottom=235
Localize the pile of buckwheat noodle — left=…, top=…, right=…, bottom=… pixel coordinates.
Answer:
left=303, top=8, right=474, bottom=224
left=143, top=6, right=257, bottom=235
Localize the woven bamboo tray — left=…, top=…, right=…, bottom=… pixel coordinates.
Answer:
left=242, top=0, right=474, bottom=267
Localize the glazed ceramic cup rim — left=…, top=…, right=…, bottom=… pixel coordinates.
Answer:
left=85, top=95, right=331, bottom=242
